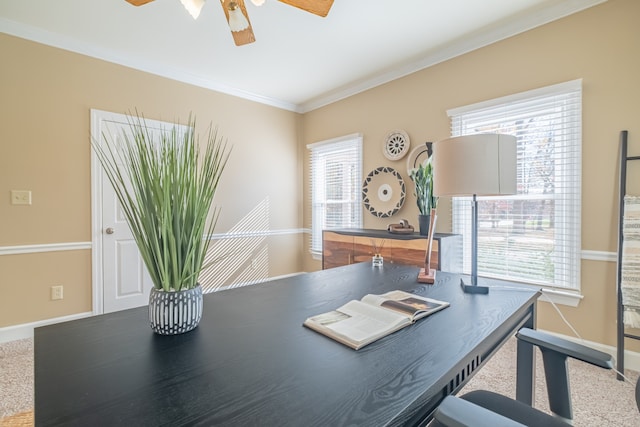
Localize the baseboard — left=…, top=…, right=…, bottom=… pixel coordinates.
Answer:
left=225, top=271, right=306, bottom=289
left=0, top=312, right=92, bottom=343
left=539, top=329, right=640, bottom=372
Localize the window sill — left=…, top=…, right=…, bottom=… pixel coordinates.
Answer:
left=538, top=288, right=583, bottom=307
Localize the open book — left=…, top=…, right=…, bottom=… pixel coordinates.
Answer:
left=303, top=290, right=449, bottom=350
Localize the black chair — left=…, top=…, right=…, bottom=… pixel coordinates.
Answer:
left=432, top=328, right=630, bottom=427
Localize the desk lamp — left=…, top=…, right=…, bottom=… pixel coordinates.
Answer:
left=417, top=207, right=437, bottom=283
left=433, top=134, right=517, bottom=294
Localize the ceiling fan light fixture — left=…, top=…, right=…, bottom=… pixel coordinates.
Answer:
left=180, top=0, right=206, bottom=19
left=125, top=0, right=156, bottom=5
left=227, top=1, right=250, bottom=32
left=250, top=0, right=266, bottom=6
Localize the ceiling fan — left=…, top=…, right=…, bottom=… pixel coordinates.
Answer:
left=124, top=0, right=334, bottom=46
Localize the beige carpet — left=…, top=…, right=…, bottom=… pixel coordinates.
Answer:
left=461, top=338, right=640, bottom=426
left=0, top=339, right=32, bottom=425
left=1, top=337, right=639, bottom=426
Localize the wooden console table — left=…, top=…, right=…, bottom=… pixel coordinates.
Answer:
left=323, top=228, right=462, bottom=272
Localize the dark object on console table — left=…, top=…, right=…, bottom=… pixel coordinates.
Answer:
left=322, top=228, right=462, bottom=273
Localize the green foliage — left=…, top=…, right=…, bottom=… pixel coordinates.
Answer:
left=92, top=113, right=230, bottom=292
left=409, top=157, right=438, bottom=215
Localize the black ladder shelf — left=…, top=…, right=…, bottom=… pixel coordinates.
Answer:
left=617, top=130, right=640, bottom=380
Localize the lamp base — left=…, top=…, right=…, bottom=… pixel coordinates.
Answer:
left=460, top=278, right=489, bottom=294
left=417, top=268, right=436, bottom=284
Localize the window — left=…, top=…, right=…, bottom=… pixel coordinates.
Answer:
left=308, top=134, right=363, bottom=256
left=448, top=80, right=582, bottom=290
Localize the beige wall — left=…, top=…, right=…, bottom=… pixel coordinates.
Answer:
left=302, top=0, right=640, bottom=348
left=2, top=0, right=639, bottom=350
left=0, top=33, right=303, bottom=327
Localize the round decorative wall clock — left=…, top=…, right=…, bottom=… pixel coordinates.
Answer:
left=383, top=130, right=411, bottom=161
left=362, top=166, right=406, bottom=218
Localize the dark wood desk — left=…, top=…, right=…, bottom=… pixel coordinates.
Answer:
left=35, top=263, right=539, bottom=426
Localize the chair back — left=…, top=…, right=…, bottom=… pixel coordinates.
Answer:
left=636, top=376, right=640, bottom=412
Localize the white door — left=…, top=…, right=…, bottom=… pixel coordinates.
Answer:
left=91, top=110, right=187, bottom=314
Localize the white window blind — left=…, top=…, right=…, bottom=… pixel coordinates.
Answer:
left=308, top=134, right=363, bottom=255
left=448, top=80, right=582, bottom=290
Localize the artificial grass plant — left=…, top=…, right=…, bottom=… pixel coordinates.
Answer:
left=92, top=113, right=230, bottom=292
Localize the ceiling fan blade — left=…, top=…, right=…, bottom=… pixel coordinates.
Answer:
left=278, top=0, right=334, bottom=17
left=125, top=0, right=155, bottom=6
left=220, top=0, right=256, bottom=46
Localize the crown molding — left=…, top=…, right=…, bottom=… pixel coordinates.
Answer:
left=298, top=0, right=607, bottom=113
left=0, top=17, right=300, bottom=112
left=1, top=0, right=606, bottom=114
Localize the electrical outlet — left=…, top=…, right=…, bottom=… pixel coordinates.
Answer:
left=10, top=190, right=32, bottom=205
left=51, top=285, right=64, bottom=300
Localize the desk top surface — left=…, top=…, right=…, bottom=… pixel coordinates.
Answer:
left=35, top=263, right=539, bottom=427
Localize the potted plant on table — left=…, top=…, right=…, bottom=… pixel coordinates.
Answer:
left=92, top=112, right=230, bottom=335
left=410, top=156, right=438, bottom=236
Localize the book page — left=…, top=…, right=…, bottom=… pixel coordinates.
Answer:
left=304, top=291, right=449, bottom=349
left=362, top=290, right=449, bottom=320
left=307, top=300, right=409, bottom=346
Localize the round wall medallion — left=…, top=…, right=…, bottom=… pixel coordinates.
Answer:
left=362, top=166, right=406, bottom=218
left=406, top=141, right=433, bottom=176
left=378, top=184, right=393, bottom=202
left=383, top=130, right=411, bottom=161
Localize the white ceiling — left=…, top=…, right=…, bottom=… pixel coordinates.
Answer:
left=0, top=0, right=604, bottom=113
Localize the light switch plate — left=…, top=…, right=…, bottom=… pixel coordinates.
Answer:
left=10, top=190, right=32, bottom=205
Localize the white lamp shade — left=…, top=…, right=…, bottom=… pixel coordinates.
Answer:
left=433, top=134, right=517, bottom=197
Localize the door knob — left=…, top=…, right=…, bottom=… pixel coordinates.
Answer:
left=105, top=227, right=115, bottom=235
